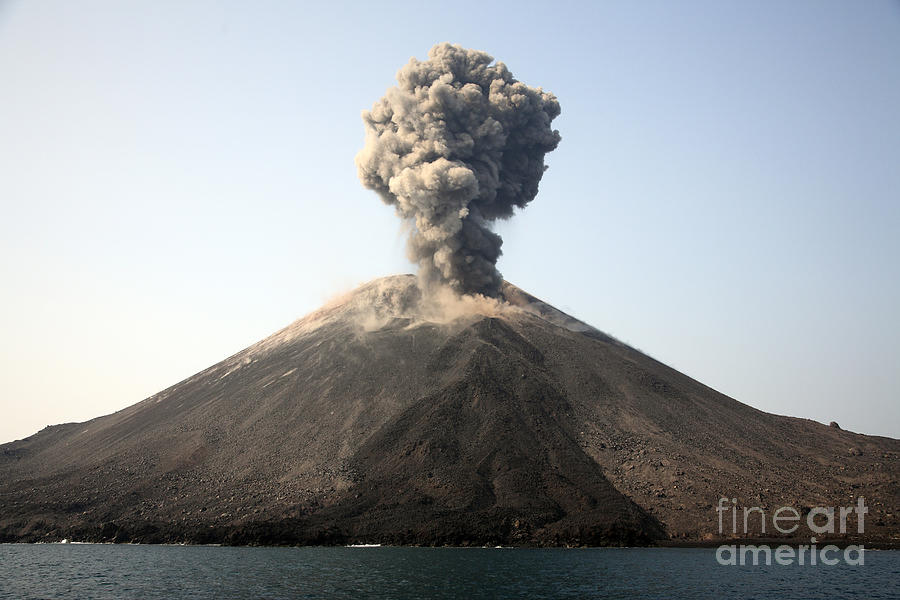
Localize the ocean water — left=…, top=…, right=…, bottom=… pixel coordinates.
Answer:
left=0, top=545, right=898, bottom=599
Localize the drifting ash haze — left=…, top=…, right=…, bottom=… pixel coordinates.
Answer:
left=269, top=276, right=594, bottom=343
left=356, top=43, right=560, bottom=297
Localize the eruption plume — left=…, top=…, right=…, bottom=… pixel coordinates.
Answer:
left=356, top=43, right=561, bottom=297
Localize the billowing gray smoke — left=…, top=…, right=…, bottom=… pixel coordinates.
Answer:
left=356, top=43, right=561, bottom=297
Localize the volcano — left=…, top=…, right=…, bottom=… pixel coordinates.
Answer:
left=1, top=275, right=897, bottom=546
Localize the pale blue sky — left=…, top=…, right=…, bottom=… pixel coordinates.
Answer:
left=1, top=0, right=898, bottom=442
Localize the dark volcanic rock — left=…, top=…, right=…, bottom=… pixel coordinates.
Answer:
left=0, top=275, right=897, bottom=546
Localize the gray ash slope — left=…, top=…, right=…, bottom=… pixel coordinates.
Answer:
left=1, top=275, right=897, bottom=546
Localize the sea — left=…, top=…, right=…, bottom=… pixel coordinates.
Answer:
left=0, top=545, right=898, bottom=599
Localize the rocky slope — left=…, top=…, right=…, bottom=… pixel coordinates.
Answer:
left=0, top=275, right=897, bottom=546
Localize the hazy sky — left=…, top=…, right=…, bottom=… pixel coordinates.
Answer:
left=1, top=0, right=898, bottom=443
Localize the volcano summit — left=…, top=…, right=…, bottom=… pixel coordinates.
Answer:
left=1, top=275, right=897, bottom=546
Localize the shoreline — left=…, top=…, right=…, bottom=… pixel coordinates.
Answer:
left=3, top=538, right=899, bottom=550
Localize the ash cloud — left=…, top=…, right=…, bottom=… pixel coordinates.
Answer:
left=356, top=43, right=561, bottom=297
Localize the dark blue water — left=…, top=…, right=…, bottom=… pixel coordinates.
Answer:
left=1, top=545, right=898, bottom=599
